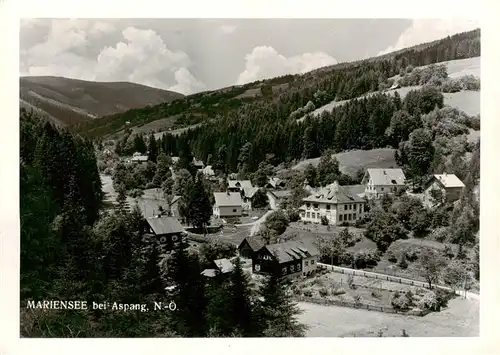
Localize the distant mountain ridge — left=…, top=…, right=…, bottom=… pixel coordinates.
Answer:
left=19, top=76, right=184, bottom=127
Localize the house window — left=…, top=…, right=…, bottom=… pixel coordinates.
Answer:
left=311, top=260, right=315, bottom=265
left=172, top=235, right=178, bottom=242
left=381, top=187, right=384, bottom=192
left=296, top=263, right=301, bottom=271
left=290, top=265, right=295, bottom=272
left=282, top=267, right=287, bottom=275
left=348, top=214, right=352, bottom=221
left=306, top=203, right=311, bottom=209
left=305, top=260, right=309, bottom=266
left=339, top=215, right=343, bottom=221
left=313, top=204, right=319, bottom=209
left=326, top=204, right=330, bottom=210
left=353, top=214, right=357, bottom=220
left=160, top=236, right=167, bottom=243
left=300, top=212, right=305, bottom=217
left=306, top=212, right=310, bottom=218
left=233, top=209, right=237, bottom=212
left=311, top=212, right=316, bottom=218
left=344, top=205, right=347, bottom=210
left=254, top=264, right=261, bottom=271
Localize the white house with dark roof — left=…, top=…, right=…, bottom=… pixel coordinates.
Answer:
left=253, top=240, right=320, bottom=278
left=361, top=168, right=406, bottom=199
left=213, top=192, right=243, bottom=218
left=423, top=173, right=465, bottom=206
left=242, top=186, right=260, bottom=210
left=298, top=182, right=366, bottom=225
left=130, top=154, right=149, bottom=164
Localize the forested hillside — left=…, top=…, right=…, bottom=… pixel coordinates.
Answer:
left=73, top=29, right=479, bottom=139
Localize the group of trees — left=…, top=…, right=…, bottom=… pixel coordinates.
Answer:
left=21, top=109, right=307, bottom=337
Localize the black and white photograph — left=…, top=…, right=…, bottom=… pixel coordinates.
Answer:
left=2, top=2, right=498, bottom=350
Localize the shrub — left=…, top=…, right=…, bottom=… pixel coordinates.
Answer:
left=398, top=254, right=408, bottom=269
left=353, top=295, right=362, bottom=304
left=354, top=249, right=380, bottom=268
left=391, top=291, right=413, bottom=310
left=332, top=288, right=346, bottom=296
left=441, top=78, right=462, bottom=93
left=371, top=290, right=382, bottom=299
left=405, top=249, right=419, bottom=262
left=318, top=287, right=329, bottom=297
left=416, top=291, right=440, bottom=311
left=387, top=250, right=398, bottom=263
left=303, top=290, right=313, bottom=297
left=286, top=209, right=300, bottom=222
left=347, top=275, right=355, bottom=289
left=339, top=251, right=354, bottom=267
left=320, top=215, right=329, bottom=225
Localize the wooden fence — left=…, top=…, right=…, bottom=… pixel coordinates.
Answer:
left=294, top=296, right=430, bottom=317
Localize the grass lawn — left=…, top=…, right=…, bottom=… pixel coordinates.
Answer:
left=291, top=148, right=398, bottom=177
left=298, top=296, right=479, bottom=337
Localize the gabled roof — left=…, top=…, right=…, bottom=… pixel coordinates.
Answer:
left=171, top=195, right=182, bottom=205
left=243, top=187, right=260, bottom=198
left=430, top=174, right=465, bottom=188
left=227, top=180, right=253, bottom=189
left=268, top=177, right=285, bottom=188
left=192, top=157, right=204, bottom=167
left=364, top=168, right=406, bottom=186
left=213, top=258, right=234, bottom=273
left=269, top=190, right=292, bottom=199
left=146, top=216, right=184, bottom=235
left=238, top=236, right=265, bottom=252
left=303, top=182, right=365, bottom=204
left=213, top=192, right=242, bottom=207
left=200, top=269, right=218, bottom=278
left=261, top=240, right=320, bottom=264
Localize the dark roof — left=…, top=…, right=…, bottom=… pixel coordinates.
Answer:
left=262, top=239, right=320, bottom=263
left=238, top=236, right=265, bottom=252
left=146, top=216, right=184, bottom=235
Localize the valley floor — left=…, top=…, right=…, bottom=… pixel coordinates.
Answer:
left=298, top=297, right=479, bottom=337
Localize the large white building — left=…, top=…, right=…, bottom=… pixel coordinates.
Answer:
left=213, top=192, right=243, bottom=218
left=361, top=168, right=406, bottom=199
left=299, top=182, right=366, bottom=225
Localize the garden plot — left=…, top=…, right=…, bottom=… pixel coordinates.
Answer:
left=293, top=270, right=433, bottom=310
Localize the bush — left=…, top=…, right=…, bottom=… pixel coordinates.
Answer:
left=303, top=290, right=313, bottom=297
left=332, top=287, right=346, bottom=296
left=387, top=250, right=398, bottom=263
left=319, top=287, right=329, bottom=297
left=398, top=254, right=408, bottom=269
left=286, top=209, right=300, bottom=222
left=339, top=251, right=354, bottom=267
left=405, top=249, right=419, bottom=262
left=320, top=215, right=329, bottom=225
left=441, top=78, right=462, bottom=93
left=354, top=249, right=380, bottom=269
left=391, top=291, right=413, bottom=310
left=371, top=290, right=382, bottom=299
left=416, top=291, right=440, bottom=311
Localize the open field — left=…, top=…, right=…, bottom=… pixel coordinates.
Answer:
left=298, top=296, right=479, bottom=337
left=291, top=148, right=398, bottom=176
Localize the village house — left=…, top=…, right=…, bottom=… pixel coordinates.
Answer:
left=213, top=191, right=243, bottom=218
left=202, top=165, right=215, bottom=177
left=266, top=177, right=286, bottom=190
left=227, top=179, right=253, bottom=193
left=423, top=173, right=465, bottom=206
left=130, top=152, right=149, bottom=164
left=361, top=168, right=406, bottom=199
left=200, top=258, right=235, bottom=278
left=170, top=156, right=180, bottom=164
left=193, top=157, right=205, bottom=170
left=298, top=182, right=366, bottom=225
left=143, top=216, right=185, bottom=250
left=252, top=240, right=320, bottom=278
left=266, top=190, right=292, bottom=210
left=238, top=236, right=265, bottom=261
left=242, top=187, right=260, bottom=210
